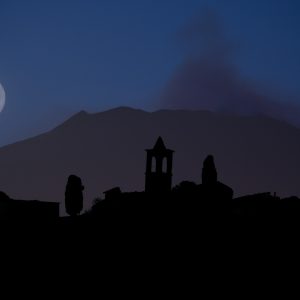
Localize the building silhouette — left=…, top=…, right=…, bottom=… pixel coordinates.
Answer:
left=145, top=137, right=174, bottom=194
left=2, top=135, right=298, bottom=222
left=0, top=191, right=59, bottom=220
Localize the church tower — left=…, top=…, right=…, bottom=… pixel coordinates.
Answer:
left=145, top=137, right=174, bottom=194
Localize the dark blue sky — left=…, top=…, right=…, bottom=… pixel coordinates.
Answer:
left=0, top=0, right=300, bottom=146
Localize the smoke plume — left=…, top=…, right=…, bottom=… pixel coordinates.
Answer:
left=161, top=8, right=300, bottom=126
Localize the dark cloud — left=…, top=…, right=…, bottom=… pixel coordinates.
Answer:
left=161, top=8, right=300, bottom=127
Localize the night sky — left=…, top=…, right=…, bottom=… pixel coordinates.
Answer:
left=0, top=0, right=300, bottom=146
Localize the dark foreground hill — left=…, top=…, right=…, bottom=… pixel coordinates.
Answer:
left=0, top=106, right=300, bottom=213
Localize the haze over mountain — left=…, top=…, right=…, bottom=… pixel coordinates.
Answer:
left=0, top=107, right=299, bottom=214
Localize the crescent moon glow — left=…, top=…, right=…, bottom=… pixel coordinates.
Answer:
left=0, top=83, right=5, bottom=113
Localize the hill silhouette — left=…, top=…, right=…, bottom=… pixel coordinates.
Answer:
left=0, top=106, right=300, bottom=213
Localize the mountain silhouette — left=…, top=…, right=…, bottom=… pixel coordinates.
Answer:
left=0, top=106, right=299, bottom=214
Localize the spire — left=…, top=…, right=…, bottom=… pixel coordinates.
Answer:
left=153, top=136, right=167, bottom=151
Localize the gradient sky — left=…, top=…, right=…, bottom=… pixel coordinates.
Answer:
left=0, top=0, right=300, bottom=146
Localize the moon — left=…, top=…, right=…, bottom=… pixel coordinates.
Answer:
left=0, top=83, right=5, bottom=113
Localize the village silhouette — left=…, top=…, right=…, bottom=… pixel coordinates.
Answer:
left=0, top=136, right=300, bottom=225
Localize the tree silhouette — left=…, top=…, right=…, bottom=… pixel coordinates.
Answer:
left=202, top=155, right=217, bottom=185
left=65, top=175, right=84, bottom=216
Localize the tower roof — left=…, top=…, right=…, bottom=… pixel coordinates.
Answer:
left=146, top=136, right=174, bottom=153
left=153, top=136, right=167, bottom=151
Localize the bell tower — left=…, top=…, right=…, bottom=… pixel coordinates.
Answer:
left=145, top=137, right=174, bottom=194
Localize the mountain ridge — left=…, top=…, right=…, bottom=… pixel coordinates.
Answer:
left=0, top=106, right=299, bottom=215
